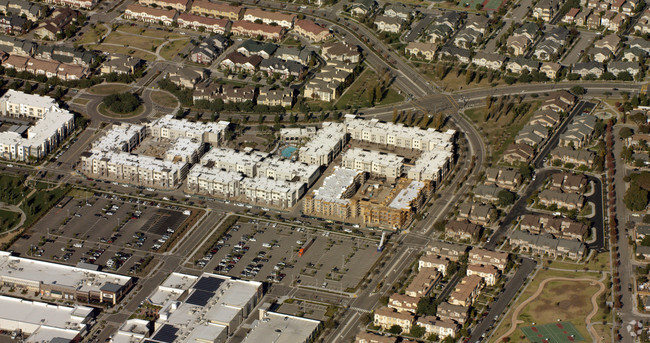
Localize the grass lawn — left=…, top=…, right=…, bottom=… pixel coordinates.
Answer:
left=67, top=188, right=94, bottom=199
left=420, top=65, right=505, bottom=91
left=88, top=83, right=132, bottom=95
left=150, top=90, right=178, bottom=108
left=103, top=32, right=163, bottom=53
left=77, top=25, right=108, bottom=45
left=159, top=39, right=190, bottom=61
left=98, top=103, right=145, bottom=118
left=335, top=69, right=404, bottom=109
left=464, top=100, right=540, bottom=163
left=592, top=323, right=612, bottom=343
left=490, top=269, right=602, bottom=343
left=544, top=252, right=610, bottom=272
left=93, top=44, right=158, bottom=61
left=116, top=24, right=186, bottom=39
left=0, top=209, right=21, bottom=233
left=72, top=98, right=90, bottom=105
left=0, top=174, right=29, bottom=205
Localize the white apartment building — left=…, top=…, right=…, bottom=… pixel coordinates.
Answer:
left=164, top=137, right=203, bottom=163
left=0, top=91, right=74, bottom=161
left=342, top=148, right=404, bottom=179
left=345, top=117, right=456, bottom=152
left=92, top=123, right=146, bottom=153
left=407, top=149, right=454, bottom=182
left=148, top=115, right=230, bottom=145
left=0, top=89, right=57, bottom=119
left=186, top=165, right=244, bottom=197
left=298, top=122, right=348, bottom=166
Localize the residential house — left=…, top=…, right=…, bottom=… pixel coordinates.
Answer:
left=429, top=24, right=453, bottom=43
left=594, top=34, right=621, bottom=54
left=551, top=147, right=595, bottom=166
left=34, top=7, right=79, bottom=40
left=438, top=46, right=471, bottom=64
left=123, top=4, right=177, bottom=26
left=230, top=20, right=285, bottom=41
left=373, top=307, right=414, bottom=331
left=321, top=42, right=360, bottom=63
left=416, top=317, right=458, bottom=339
left=562, top=8, right=580, bottom=23
left=529, top=109, right=561, bottom=128
left=506, top=57, right=540, bottom=74
left=559, top=115, right=597, bottom=148
left=637, top=246, right=650, bottom=260
left=509, top=230, right=586, bottom=259
left=541, top=90, right=577, bottom=112
left=588, top=47, right=613, bottom=63
left=0, top=15, right=26, bottom=35
left=350, top=0, right=377, bottom=16
left=472, top=52, right=506, bottom=70
left=445, top=220, right=483, bottom=241
left=220, top=52, right=263, bottom=72
left=538, top=189, right=585, bottom=210
left=502, top=143, right=535, bottom=164
left=540, top=62, right=562, bottom=79
left=572, top=61, right=604, bottom=78
left=242, top=8, right=296, bottom=28
left=507, top=35, right=531, bottom=56
left=405, top=268, right=441, bottom=297
left=259, top=58, right=305, bottom=79
left=468, top=248, right=509, bottom=270
left=46, top=0, right=96, bottom=10
left=454, top=28, right=483, bottom=49
left=533, top=0, right=560, bottom=21
left=190, top=1, right=243, bottom=20
left=100, top=54, right=145, bottom=75
left=257, top=87, right=293, bottom=107
left=515, top=124, right=549, bottom=147
left=436, top=11, right=462, bottom=30
left=513, top=22, right=540, bottom=41
left=167, top=67, right=205, bottom=88
left=405, top=42, right=438, bottom=61
left=418, top=255, right=449, bottom=276
left=608, top=61, right=641, bottom=77
left=374, top=15, right=404, bottom=33
left=216, top=85, right=256, bottom=104
left=533, top=39, right=562, bottom=61
left=457, top=202, right=495, bottom=226
left=449, top=275, right=483, bottom=307
left=294, top=19, right=331, bottom=42
left=473, top=184, right=502, bottom=203
left=427, top=241, right=467, bottom=261
left=190, top=34, right=228, bottom=65
left=388, top=293, right=420, bottom=313
left=383, top=3, right=412, bottom=20
left=465, top=15, right=490, bottom=34
left=467, top=264, right=499, bottom=286
left=275, top=46, right=312, bottom=65
left=586, top=13, right=601, bottom=29
left=237, top=40, right=277, bottom=59
left=622, top=47, right=646, bottom=62
left=634, top=9, right=650, bottom=35
left=138, top=0, right=189, bottom=11
left=176, top=13, right=230, bottom=33
left=550, top=172, right=587, bottom=193
left=437, top=302, right=469, bottom=324
left=575, top=8, right=591, bottom=26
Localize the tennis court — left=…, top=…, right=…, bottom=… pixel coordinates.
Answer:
left=521, top=322, right=584, bottom=343
left=459, top=0, right=484, bottom=9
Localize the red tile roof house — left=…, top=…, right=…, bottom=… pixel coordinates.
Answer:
left=294, top=19, right=331, bottom=42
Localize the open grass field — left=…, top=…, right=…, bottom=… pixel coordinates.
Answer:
left=88, top=83, right=132, bottom=95
left=0, top=174, right=28, bottom=205
left=72, top=98, right=90, bottom=106
left=490, top=269, right=603, bottom=343
left=545, top=252, right=610, bottom=272
left=159, top=39, right=191, bottom=61
left=93, top=44, right=158, bottom=61
left=77, top=25, right=107, bottom=45
left=103, top=32, right=163, bottom=53
left=116, top=24, right=186, bottom=39
left=335, top=69, right=404, bottom=109
left=464, top=100, right=540, bottom=163
left=521, top=322, right=584, bottom=343
left=150, top=90, right=178, bottom=108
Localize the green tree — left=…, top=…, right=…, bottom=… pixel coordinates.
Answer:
left=620, top=127, right=634, bottom=139
left=388, top=325, right=403, bottom=335
left=498, top=189, right=515, bottom=206
left=570, top=86, right=586, bottom=95
left=417, top=296, right=437, bottom=316
left=625, top=184, right=648, bottom=211
left=409, top=325, right=426, bottom=338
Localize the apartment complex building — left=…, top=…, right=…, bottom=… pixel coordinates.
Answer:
left=298, top=122, right=348, bottom=166
left=0, top=90, right=74, bottom=161
left=342, top=148, right=404, bottom=179
left=148, top=114, right=230, bottom=145
left=303, top=167, right=366, bottom=219
left=190, top=0, right=243, bottom=20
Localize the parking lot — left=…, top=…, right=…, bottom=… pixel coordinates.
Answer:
left=189, top=217, right=382, bottom=292
left=10, top=192, right=195, bottom=276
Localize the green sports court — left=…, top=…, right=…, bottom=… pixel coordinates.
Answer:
left=520, top=322, right=585, bottom=343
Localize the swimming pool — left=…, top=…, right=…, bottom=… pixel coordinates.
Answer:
left=281, top=146, right=297, bottom=158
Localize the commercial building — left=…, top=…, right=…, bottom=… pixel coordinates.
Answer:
left=298, top=122, right=348, bottom=166
left=148, top=273, right=263, bottom=343
left=148, top=115, right=230, bottom=145
left=0, top=295, right=95, bottom=342
left=303, top=167, right=366, bottom=220
left=342, top=148, right=404, bottom=179
left=0, top=91, right=74, bottom=161
left=0, top=251, right=133, bottom=305
left=242, top=307, right=321, bottom=343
